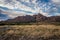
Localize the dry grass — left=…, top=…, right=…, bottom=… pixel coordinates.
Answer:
left=0, top=25, right=60, bottom=40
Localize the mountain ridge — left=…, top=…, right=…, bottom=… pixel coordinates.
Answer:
left=0, top=13, right=60, bottom=25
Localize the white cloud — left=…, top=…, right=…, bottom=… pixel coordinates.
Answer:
left=0, top=0, right=60, bottom=21
left=0, top=0, right=37, bottom=13
left=1, top=9, right=34, bottom=18
left=51, top=0, right=60, bottom=7
left=52, top=0, right=60, bottom=3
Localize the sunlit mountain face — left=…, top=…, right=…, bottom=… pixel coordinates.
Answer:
left=0, top=0, right=60, bottom=21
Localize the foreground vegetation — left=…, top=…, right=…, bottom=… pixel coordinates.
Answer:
left=0, top=22, right=60, bottom=26
left=0, top=25, right=60, bottom=40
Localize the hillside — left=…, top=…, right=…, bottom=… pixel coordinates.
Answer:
left=0, top=13, right=60, bottom=25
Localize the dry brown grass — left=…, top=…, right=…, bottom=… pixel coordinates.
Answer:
left=0, top=25, right=60, bottom=40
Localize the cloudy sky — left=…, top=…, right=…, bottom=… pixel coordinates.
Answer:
left=0, top=0, right=60, bottom=21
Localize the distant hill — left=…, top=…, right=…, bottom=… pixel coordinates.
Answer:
left=47, top=16, right=60, bottom=22
left=5, top=15, right=35, bottom=23
left=0, top=13, right=60, bottom=25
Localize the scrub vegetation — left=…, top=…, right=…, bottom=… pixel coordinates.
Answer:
left=0, top=25, right=60, bottom=40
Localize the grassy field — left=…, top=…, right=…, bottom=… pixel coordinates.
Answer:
left=0, top=25, right=60, bottom=40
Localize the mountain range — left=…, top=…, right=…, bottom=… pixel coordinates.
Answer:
left=0, top=13, right=60, bottom=25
